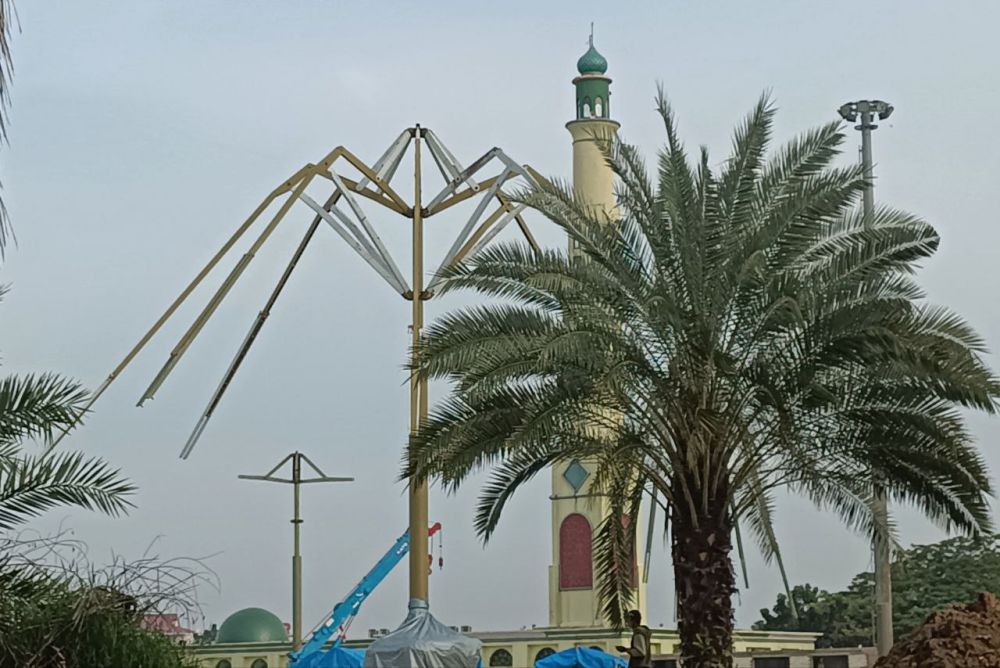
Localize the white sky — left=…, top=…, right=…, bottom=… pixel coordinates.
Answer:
left=5, top=0, right=1000, bottom=635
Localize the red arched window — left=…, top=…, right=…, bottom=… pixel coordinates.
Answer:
left=559, top=514, right=593, bottom=590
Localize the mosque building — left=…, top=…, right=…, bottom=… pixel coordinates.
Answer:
left=189, top=39, right=872, bottom=668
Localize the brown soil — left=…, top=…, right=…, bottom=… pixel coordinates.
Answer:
left=874, top=592, right=1000, bottom=668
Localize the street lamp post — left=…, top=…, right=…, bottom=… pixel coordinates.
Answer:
left=239, top=452, right=353, bottom=651
left=838, top=98, right=895, bottom=658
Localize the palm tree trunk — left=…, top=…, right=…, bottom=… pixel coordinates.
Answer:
left=672, top=485, right=735, bottom=668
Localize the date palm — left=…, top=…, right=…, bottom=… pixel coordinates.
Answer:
left=404, top=92, right=999, bottom=667
left=0, top=0, right=15, bottom=252
left=0, top=370, right=135, bottom=531
left=0, top=290, right=133, bottom=531
left=0, top=3, right=132, bottom=534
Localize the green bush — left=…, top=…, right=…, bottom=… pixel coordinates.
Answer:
left=0, top=569, right=199, bottom=668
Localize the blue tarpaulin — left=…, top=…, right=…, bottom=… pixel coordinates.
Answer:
left=293, top=646, right=365, bottom=668
left=535, top=647, right=627, bottom=668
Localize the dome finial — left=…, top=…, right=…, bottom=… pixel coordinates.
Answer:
left=576, top=26, right=608, bottom=75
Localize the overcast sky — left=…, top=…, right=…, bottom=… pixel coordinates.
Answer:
left=5, top=1, right=1000, bottom=636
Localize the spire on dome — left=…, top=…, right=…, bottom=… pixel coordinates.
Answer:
left=576, top=25, right=608, bottom=75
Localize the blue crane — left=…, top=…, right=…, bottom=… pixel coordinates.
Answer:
left=289, top=522, right=443, bottom=665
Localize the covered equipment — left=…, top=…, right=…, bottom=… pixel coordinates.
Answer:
left=363, top=599, right=481, bottom=668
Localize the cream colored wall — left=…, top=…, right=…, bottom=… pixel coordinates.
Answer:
left=548, top=464, right=604, bottom=627
left=190, top=629, right=827, bottom=668
left=547, top=114, right=647, bottom=630
left=567, top=119, right=620, bottom=223
left=732, top=637, right=817, bottom=652
left=193, top=646, right=287, bottom=668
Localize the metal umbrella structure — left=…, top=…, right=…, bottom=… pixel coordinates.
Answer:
left=56, top=126, right=542, bottom=607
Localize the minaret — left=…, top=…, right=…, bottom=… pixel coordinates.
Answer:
left=547, top=31, right=646, bottom=629
left=567, top=29, right=619, bottom=228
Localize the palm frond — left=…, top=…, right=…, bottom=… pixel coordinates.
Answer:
left=0, top=374, right=89, bottom=447
left=0, top=450, right=135, bottom=530
left=0, top=0, right=16, bottom=254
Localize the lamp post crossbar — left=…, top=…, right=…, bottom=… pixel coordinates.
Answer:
left=239, top=451, right=353, bottom=651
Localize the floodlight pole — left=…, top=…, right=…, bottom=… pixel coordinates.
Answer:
left=239, top=452, right=354, bottom=651
left=839, top=98, right=895, bottom=658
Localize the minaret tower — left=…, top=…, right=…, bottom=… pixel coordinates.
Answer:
left=567, top=28, right=619, bottom=226
left=548, top=31, right=646, bottom=629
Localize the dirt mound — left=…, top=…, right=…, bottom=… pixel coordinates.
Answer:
left=874, top=592, right=1000, bottom=667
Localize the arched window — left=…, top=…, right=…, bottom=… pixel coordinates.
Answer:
left=214, top=661, right=232, bottom=668
left=595, top=97, right=604, bottom=117
left=489, top=648, right=514, bottom=666
left=582, top=97, right=592, bottom=118
left=559, top=513, right=593, bottom=589
left=534, top=647, right=556, bottom=665
left=250, top=660, right=268, bottom=668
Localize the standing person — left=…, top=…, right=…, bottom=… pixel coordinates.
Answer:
left=615, top=610, right=652, bottom=668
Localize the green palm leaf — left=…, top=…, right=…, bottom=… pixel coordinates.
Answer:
left=0, top=373, right=89, bottom=447
left=0, top=450, right=135, bottom=530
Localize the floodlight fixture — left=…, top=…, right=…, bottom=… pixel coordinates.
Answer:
left=840, top=99, right=894, bottom=129
left=838, top=103, right=858, bottom=123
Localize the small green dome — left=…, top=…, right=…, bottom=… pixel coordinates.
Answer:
left=577, top=44, right=608, bottom=75
left=216, top=607, right=287, bottom=643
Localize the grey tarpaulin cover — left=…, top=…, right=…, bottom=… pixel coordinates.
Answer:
left=363, top=599, right=481, bottom=668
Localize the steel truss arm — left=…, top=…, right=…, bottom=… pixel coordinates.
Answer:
left=325, top=169, right=409, bottom=291
left=424, top=147, right=502, bottom=213
left=338, top=175, right=407, bottom=215
left=425, top=175, right=499, bottom=217
left=317, top=146, right=409, bottom=212
left=355, top=130, right=411, bottom=192
left=433, top=169, right=513, bottom=278
left=423, top=129, right=479, bottom=192
left=298, top=192, right=407, bottom=294
left=180, top=192, right=338, bottom=459
left=424, top=154, right=542, bottom=291
left=48, top=165, right=317, bottom=448
left=138, top=169, right=318, bottom=406
left=56, top=126, right=549, bottom=463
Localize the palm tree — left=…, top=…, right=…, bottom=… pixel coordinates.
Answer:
left=0, top=2, right=133, bottom=533
left=0, top=366, right=135, bottom=531
left=404, top=93, right=999, bottom=667
left=0, top=0, right=15, bottom=252
left=0, top=291, right=134, bottom=530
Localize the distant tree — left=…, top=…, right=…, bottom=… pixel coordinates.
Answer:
left=892, top=534, right=1000, bottom=637
left=754, top=581, right=872, bottom=648
left=754, top=534, right=1000, bottom=646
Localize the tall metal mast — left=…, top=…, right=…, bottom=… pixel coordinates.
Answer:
left=838, top=98, right=896, bottom=658
left=239, top=451, right=353, bottom=650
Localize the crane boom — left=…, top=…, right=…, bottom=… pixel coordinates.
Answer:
left=290, top=523, right=442, bottom=663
